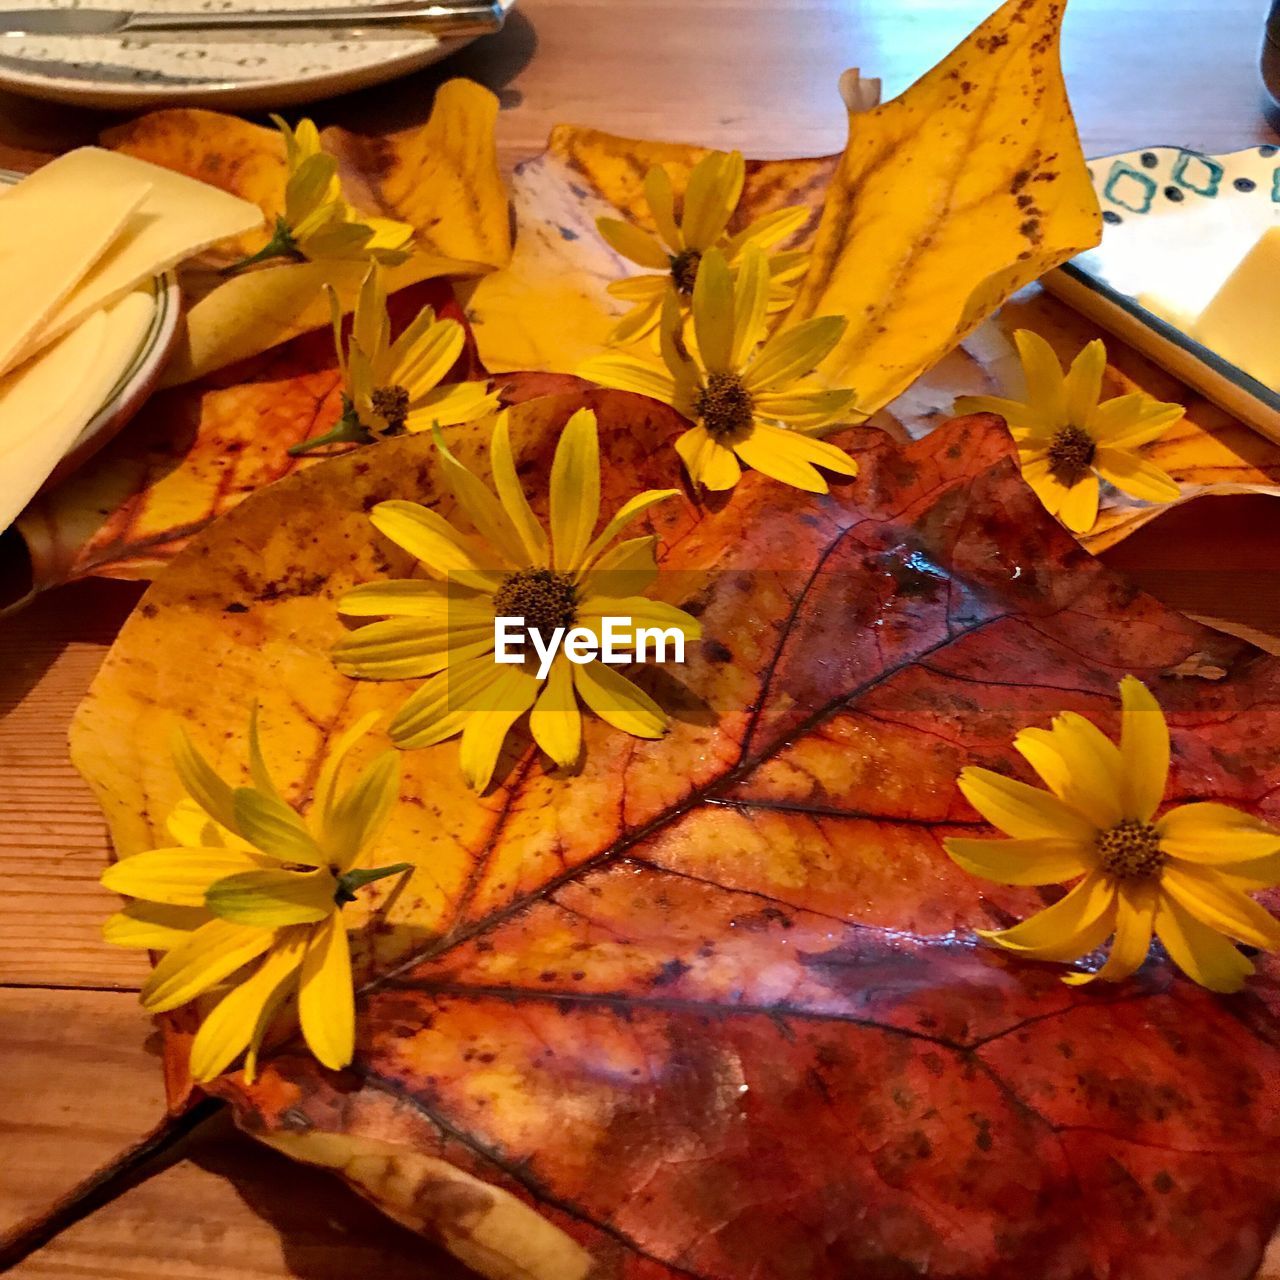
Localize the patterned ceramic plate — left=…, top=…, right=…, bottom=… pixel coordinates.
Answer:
left=0, top=0, right=516, bottom=109
left=1045, top=144, right=1280, bottom=445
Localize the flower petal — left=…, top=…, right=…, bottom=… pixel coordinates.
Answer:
left=389, top=655, right=505, bottom=748
left=549, top=408, right=601, bottom=573
left=944, top=836, right=1093, bottom=886
left=1089, top=393, right=1183, bottom=448
left=1046, top=710, right=1126, bottom=830
left=1156, top=802, right=1280, bottom=864
left=323, top=750, right=400, bottom=872
left=1094, top=447, right=1181, bottom=504
left=1012, top=329, right=1067, bottom=427
left=338, top=578, right=485, bottom=619
left=171, top=727, right=239, bottom=834
left=743, top=315, right=845, bottom=392
left=529, top=656, right=582, bottom=769
left=579, top=534, right=658, bottom=599
left=393, top=317, right=464, bottom=400
left=957, top=766, right=1097, bottom=842
left=692, top=247, right=735, bottom=374
left=298, top=914, right=355, bottom=1071
left=189, top=929, right=307, bottom=1083
left=1057, top=473, right=1100, bottom=533
left=723, top=204, right=809, bottom=258
left=1154, top=892, right=1255, bottom=993
left=431, top=426, right=527, bottom=566
left=572, top=661, right=668, bottom=739
left=681, top=150, right=743, bottom=250
left=729, top=244, right=771, bottom=368
left=753, top=388, right=857, bottom=431
left=102, top=902, right=208, bottom=951
left=458, top=665, right=541, bottom=791
left=490, top=410, right=550, bottom=567
left=1062, top=879, right=1157, bottom=985
left=1118, top=675, right=1169, bottom=822
left=141, top=918, right=273, bottom=1013
left=579, top=490, right=679, bottom=575
left=101, top=847, right=264, bottom=906
left=233, top=788, right=324, bottom=866
left=1063, top=339, right=1106, bottom=430
left=676, top=424, right=741, bottom=491
left=643, top=165, right=682, bottom=251
left=578, top=352, right=680, bottom=406
left=1160, top=862, right=1280, bottom=951
left=205, top=869, right=337, bottom=927
left=954, top=394, right=1052, bottom=435
left=979, top=870, right=1117, bottom=962
left=369, top=500, right=503, bottom=591
left=404, top=381, right=499, bottom=431
left=597, top=217, right=670, bottom=270
left=312, top=709, right=383, bottom=833
left=735, top=420, right=858, bottom=493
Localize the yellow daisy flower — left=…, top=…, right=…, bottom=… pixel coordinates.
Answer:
left=291, top=264, right=499, bottom=455
left=580, top=246, right=859, bottom=493
left=225, top=116, right=414, bottom=273
left=956, top=330, right=1183, bottom=534
left=598, top=149, right=809, bottom=344
left=945, top=677, right=1280, bottom=993
left=100, top=709, right=407, bottom=1082
left=334, top=408, right=702, bottom=792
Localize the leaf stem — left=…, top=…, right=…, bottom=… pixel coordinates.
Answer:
left=288, top=404, right=373, bottom=457
left=220, top=218, right=304, bottom=275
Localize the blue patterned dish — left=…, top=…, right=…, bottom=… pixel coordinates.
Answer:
left=1045, top=144, right=1280, bottom=445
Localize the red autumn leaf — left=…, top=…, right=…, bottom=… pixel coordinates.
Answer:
left=73, top=388, right=1280, bottom=1279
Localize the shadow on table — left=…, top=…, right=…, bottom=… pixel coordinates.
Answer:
left=192, top=1111, right=482, bottom=1280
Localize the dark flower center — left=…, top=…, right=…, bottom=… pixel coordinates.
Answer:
left=1047, top=423, right=1096, bottom=487
left=669, top=249, right=703, bottom=295
left=695, top=371, right=755, bottom=440
left=371, top=384, right=411, bottom=434
left=492, top=567, right=578, bottom=638
left=1095, top=819, right=1164, bottom=882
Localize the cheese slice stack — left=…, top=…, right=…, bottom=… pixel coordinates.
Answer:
left=0, top=147, right=263, bottom=533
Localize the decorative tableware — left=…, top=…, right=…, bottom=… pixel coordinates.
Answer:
left=0, top=0, right=516, bottom=109
left=1045, top=143, right=1280, bottom=445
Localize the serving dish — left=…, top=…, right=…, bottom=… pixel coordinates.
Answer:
left=0, top=0, right=516, bottom=108
left=1046, top=144, right=1280, bottom=445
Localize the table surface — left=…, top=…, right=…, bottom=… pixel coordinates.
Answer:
left=3, top=1, right=1280, bottom=1276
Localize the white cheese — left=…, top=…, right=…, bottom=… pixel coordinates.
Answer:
left=1190, top=226, right=1280, bottom=392
left=17, top=147, right=264, bottom=362
left=0, top=160, right=151, bottom=378
left=0, top=289, right=156, bottom=532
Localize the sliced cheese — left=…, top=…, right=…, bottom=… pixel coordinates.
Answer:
left=1191, top=225, right=1280, bottom=392
left=0, top=159, right=151, bottom=379
left=0, top=289, right=156, bottom=532
left=18, top=148, right=264, bottom=363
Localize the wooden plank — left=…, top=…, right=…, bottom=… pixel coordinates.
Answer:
left=0, top=988, right=476, bottom=1277
left=0, top=580, right=148, bottom=989
left=0, top=989, right=168, bottom=1239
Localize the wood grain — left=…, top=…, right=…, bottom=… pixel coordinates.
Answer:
left=0, top=0, right=1278, bottom=1275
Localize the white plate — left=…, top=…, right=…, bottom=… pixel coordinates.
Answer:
left=1044, top=144, right=1280, bottom=446
left=0, top=0, right=516, bottom=109
left=0, top=167, right=182, bottom=489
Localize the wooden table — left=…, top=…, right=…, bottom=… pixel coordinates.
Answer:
left=3, top=1, right=1279, bottom=1275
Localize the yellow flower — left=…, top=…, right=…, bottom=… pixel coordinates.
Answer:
left=580, top=246, right=859, bottom=493
left=225, top=117, right=414, bottom=273
left=334, top=408, right=702, bottom=792
left=956, top=330, right=1183, bottom=534
left=291, top=264, right=499, bottom=455
left=100, top=709, right=406, bottom=1082
left=598, top=149, right=809, bottom=344
left=945, top=677, right=1280, bottom=993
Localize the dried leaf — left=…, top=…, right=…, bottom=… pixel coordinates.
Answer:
left=785, top=0, right=1100, bottom=410
left=876, top=285, right=1280, bottom=553
left=104, top=80, right=510, bottom=382
left=74, top=391, right=1280, bottom=1279
left=466, top=126, right=835, bottom=373
left=15, top=281, right=466, bottom=589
